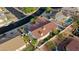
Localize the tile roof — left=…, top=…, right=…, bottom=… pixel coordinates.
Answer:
left=32, top=21, right=57, bottom=39
left=66, top=37, right=79, bottom=51
left=27, top=16, right=50, bottom=31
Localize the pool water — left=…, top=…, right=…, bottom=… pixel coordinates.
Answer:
left=64, top=18, right=73, bottom=26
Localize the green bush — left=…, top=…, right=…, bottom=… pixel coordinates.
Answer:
left=31, top=38, right=37, bottom=46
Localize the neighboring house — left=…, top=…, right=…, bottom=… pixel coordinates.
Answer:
left=0, top=12, right=9, bottom=27
left=55, top=11, right=67, bottom=25
left=0, top=8, right=17, bottom=28
left=26, top=16, right=50, bottom=31
left=62, top=7, right=78, bottom=16
left=41, top=8, right=53, bottom=19
left=41, top=8, right=60, bottom=19
left=55, top=11, right=73, bottom=27
left=66, top=36, right=79, bottom=51
left=64, top=17, right=73, bottom=27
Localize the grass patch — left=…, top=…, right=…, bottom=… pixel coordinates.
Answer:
left=22, top=7, right=37, bottom=14
left=23, top=44, right=34, bottom=51
left=31, top=38, right=37, bottom=46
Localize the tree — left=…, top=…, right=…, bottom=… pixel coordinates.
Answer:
left=46, top=7, right=52, bottom=13
left=30, top=17, right=37, bottom=24
left=18, top=29, right=35, bottom=49
left=31, top=38, right=37, bottom=47
left=22, top=34, right=35, bottom=49
left=46, top=41, right=56, bottom=50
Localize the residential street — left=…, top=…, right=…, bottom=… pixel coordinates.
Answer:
left=0, top=7, right=46, bottom=35
left=5, top=7, right=26, bottom=19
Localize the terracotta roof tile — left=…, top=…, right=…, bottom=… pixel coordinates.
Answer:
left=66, top=37, right=79, bottom=51
left=32, top=21, right=57, bottom=39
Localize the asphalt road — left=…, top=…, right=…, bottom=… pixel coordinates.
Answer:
left=0, top=7, right=46, bottom=35
left=5, top=7, right=26, bottom=19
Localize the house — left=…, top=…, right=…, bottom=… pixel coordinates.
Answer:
left=62, top=7, right=78, bottom=16
left=66, top=36, right=79, bottom=51
left=41, top=7, right=61, bottom=19
left=30, top=21, right=58, bottom=41
left=0, top=8, right=17, bottom=27
left=0, top=12, right=8, bottom=27
left=55, top=11, right=73, bottom=27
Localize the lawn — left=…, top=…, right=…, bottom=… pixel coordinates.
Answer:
left=22, top=7, right=37, bottom=14
left=22, top=39, right=37, bottom=51
left=31, top=38, right=37, bottom=46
